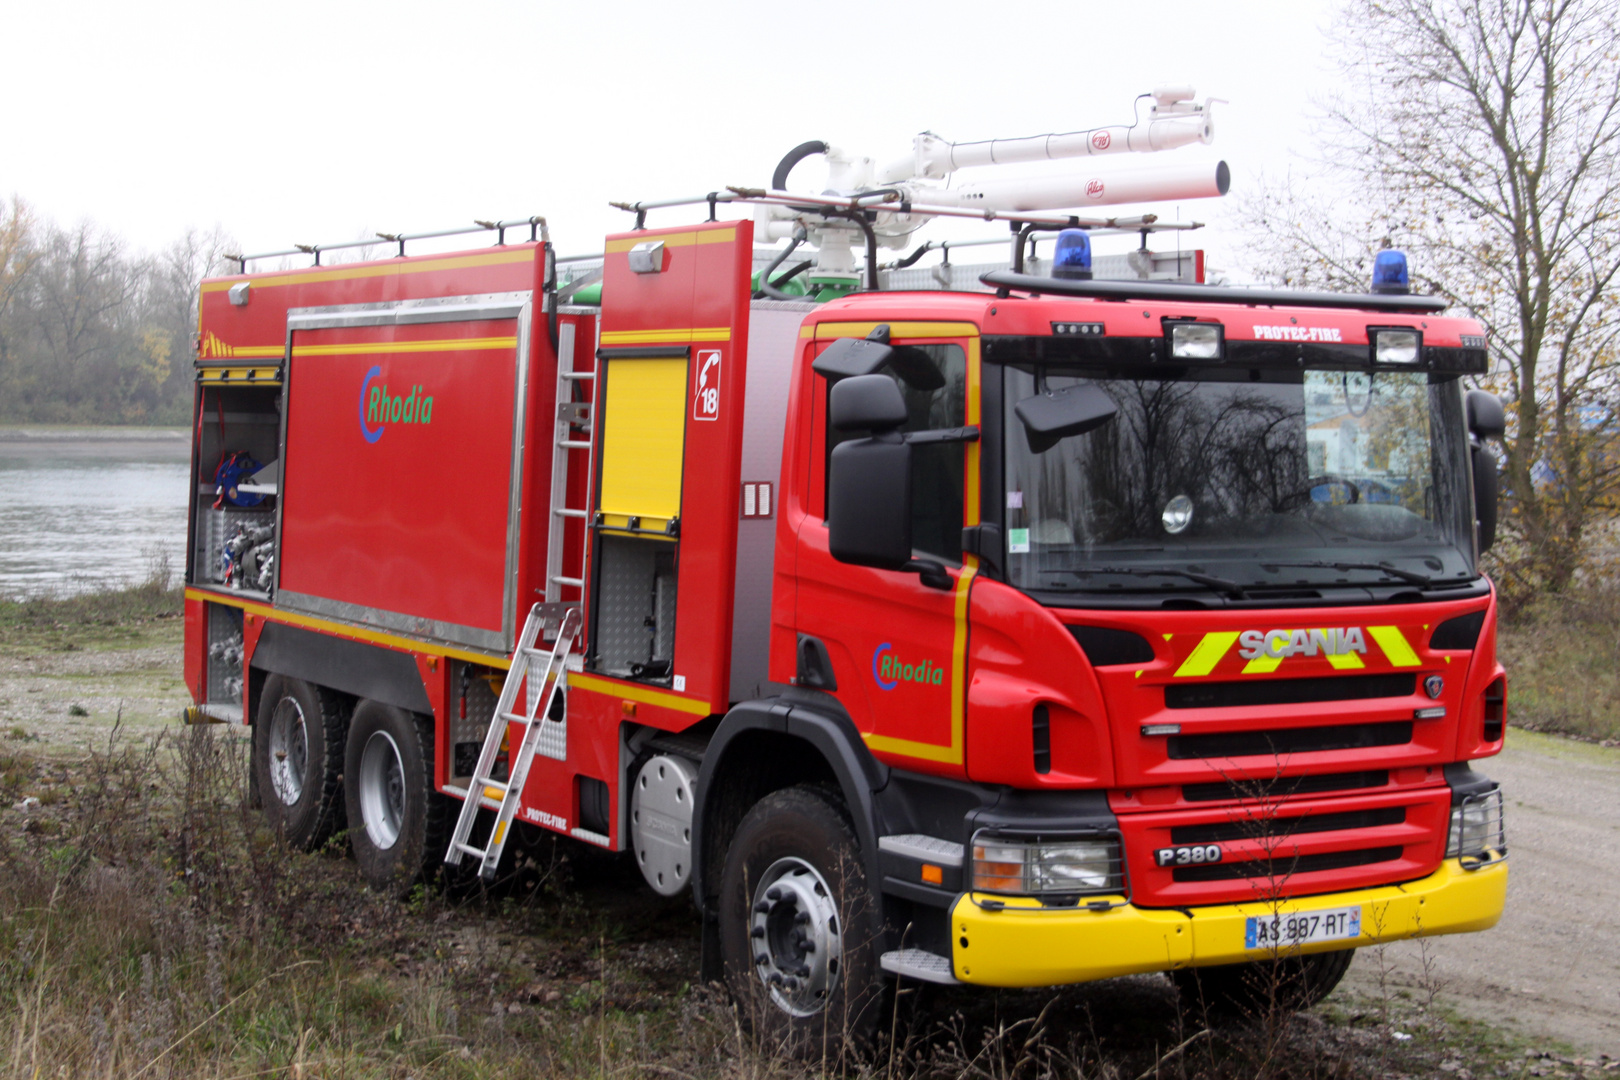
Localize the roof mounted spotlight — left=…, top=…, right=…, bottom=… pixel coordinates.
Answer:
left=1370, top=327, right=1422, bottom=364
left=1164, top=319, right=1224, bottom=361
left=1371, top=249, right=1411, bottom=294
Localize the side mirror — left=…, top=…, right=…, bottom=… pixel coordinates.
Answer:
left=1472, top=443, right=1498, bottom=553
left=830, top=374, right=907, bottom=433
left=1014, top=382, right=1118, bottom=454
left=1466, top=389, right=1506, bottom=440
left=828, top=437, right=912, bottom=569
left=813, top=333, right=946, bottom=392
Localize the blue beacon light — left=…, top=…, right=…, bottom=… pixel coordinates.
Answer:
left=1371, top=249, right=1411, bottom=294
left=1052, top=228, right=1093, bottom=280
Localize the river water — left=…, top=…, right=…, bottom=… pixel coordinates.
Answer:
left=0, top=432, right=191, bottom=597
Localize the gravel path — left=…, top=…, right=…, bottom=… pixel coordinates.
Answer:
left=1344, top=731, right=1620, bottom=1056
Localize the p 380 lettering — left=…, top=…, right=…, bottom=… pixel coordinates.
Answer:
left=1154, top=844, right=1223, bottom=867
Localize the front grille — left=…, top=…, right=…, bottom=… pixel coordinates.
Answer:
left=1170, top=806, right=1406, bottom=845
left=1165, top=673, right=1414, bottom=710
left=1171, top=845, right=1404, bottom=883
left=1182, top=769, right=1390, bottom=803
left=1167, top=721, right=1412, bottom=760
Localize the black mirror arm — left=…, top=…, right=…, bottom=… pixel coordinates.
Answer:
left=961, top=524, right=1001, bottom=577
left=902, top=559, right=953, bottom=590
left=904, top=425, right=979, bottom=445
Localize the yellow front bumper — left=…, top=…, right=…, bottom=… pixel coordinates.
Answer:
left=949, top=859, right=1506, bottom=987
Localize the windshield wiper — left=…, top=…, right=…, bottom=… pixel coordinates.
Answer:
left=1045, top=566, right=1248, bottom=599
left=1260, top=560, right=1434, bottom=586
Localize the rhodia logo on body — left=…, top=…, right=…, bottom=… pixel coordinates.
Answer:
left=358, top=365, right=434, bottom=443
left=871, top=643, right=945, bottom=692
left=1237, top=627, right=1367, bottom=661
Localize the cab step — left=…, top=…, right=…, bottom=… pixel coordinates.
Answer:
left=880, top=948, right=960, bottom=985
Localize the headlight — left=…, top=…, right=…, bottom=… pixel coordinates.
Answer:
left=1372, top=327, right=1422, bottom=364
left=971, top=836, right=1123, bottom=895
left=1166, top=322, right=1224, bottom=361
left=1446, top=788, right=1505, bottom=860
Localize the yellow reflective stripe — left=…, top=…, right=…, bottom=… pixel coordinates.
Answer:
left=964, top=338, right=981, bottom=527
left=182, top=587, right=509, bottom=669
left=599, top=327, right=731, bottom=345
left=291, top=336, right=515, bottom=357
left=1368, top=626, right=1421, bottom=667
left=1174, top=631, right=1240, bottom=677
left=814, top=321, right=979, bottom=340
left=603, top=228, right=737, bottom=253
left=200, top=247, right=536, bottom=292
left=1326, top=651, right=1366, bottom=670
left=566, top=672, right=713, bottom=716
left=1241, top=655, right=1283, bottom=674
left=199, top=366, right=281, bottom=383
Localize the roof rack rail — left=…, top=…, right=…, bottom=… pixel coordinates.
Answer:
left=980, top=270, right=1449, bottom=314
left=223, top=216, right=550, bottom=274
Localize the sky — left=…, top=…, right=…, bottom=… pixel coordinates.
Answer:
left=1, top=0, right=1343, bottom=273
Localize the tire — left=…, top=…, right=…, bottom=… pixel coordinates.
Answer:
left=1172, top=947, right=1355, bottom=1020
left=719, top=785, right=884, bottom=1060
left=344, top=700, right=451, bottom=894
left=252, top=675, right=347, bottom=851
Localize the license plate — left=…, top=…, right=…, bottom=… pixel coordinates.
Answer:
left=1244, top=905, right=1362, bottom=950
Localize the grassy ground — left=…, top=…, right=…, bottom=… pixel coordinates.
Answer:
left=2, top=727, right=1600, bottom=1080
left=1498, top=586, right=1620, bottom=744
left=0, top=589, right=1611, bottom=1078
left=0, top=579, right=184, bottom=656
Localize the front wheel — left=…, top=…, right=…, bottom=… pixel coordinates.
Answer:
left=344, top=700, right=449, bottom=894
left=719, top=785, right=884, bottom=1059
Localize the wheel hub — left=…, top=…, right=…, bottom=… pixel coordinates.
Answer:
left=357, top=730, right=406, bottom=850
left=749, top=857, right=842, bottom=1017
left=266, top=698, right=308, bottom=806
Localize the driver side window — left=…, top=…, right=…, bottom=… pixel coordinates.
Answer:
left=825, top=342, right=966, bottom=563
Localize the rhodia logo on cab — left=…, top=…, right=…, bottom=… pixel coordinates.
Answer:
left=871, top=643, right=945, bottom=691
left=1238, top=627, right=1366, bottom=660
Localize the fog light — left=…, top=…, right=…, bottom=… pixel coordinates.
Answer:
left=1372, top=328, right=1421, bottom=364
left=1446, top=788, right=1505, bottom=861
left=1167, top=322, right=1223, bottom=360
left=971, top=835, right=1123, bottom=895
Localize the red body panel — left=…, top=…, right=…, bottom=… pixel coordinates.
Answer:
left=279, top=318, right=520, bottom=632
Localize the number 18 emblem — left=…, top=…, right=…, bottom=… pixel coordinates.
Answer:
left=694, top=349, right=721, bottom=422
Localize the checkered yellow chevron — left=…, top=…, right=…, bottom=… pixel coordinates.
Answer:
left=1171, top=626, right=1420, bottom=678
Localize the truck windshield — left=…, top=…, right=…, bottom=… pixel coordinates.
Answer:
left=999, top=363, right=1478, bottom=598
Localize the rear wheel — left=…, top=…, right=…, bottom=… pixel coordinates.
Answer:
left=252, top=675, right=347, bottom=851
left=1172, top=947, right=1355, bottom=1019
left=344, top=700, right=450, bottom=893
left=719, top=785, right=884, bottom=1059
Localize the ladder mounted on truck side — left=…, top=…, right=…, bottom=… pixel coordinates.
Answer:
left=545, top=317, right=595, bottom=602
left=445, top=602, right=581, bottom=879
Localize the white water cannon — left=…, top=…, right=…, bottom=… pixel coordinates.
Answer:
left=876, top=85, right=1217, bottom=183
left=753, top=86, right=1228, bottom=289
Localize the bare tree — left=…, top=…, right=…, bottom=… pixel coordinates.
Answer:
left=1241, top=0, right=1620, bottom=600
left=0, top=197, right=40, bottom=381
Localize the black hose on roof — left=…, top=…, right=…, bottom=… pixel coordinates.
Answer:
left=772, top=141, right=829, bottom=191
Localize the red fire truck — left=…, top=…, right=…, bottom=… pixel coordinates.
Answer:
left=183, top=94, right=1507, bottom=1049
